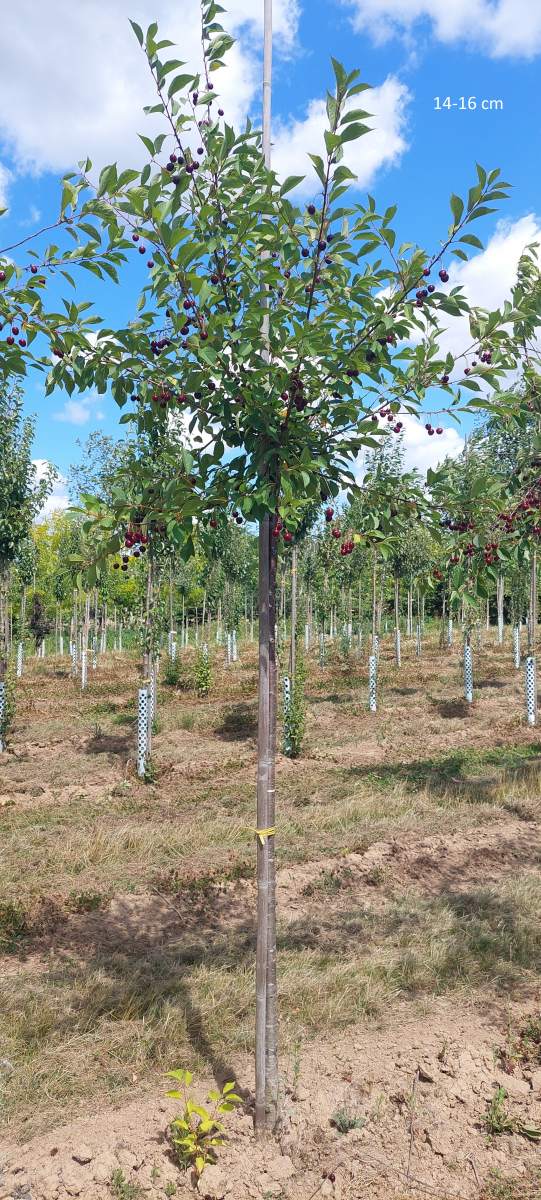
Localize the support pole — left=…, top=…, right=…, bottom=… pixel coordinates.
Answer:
left=513, top=624, right=520, bottom=670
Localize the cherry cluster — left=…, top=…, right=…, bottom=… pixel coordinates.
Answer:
left=497, top=484, right=541, bottom=539
left=448, top=540, right=500, bottom=567
left=150, top=335, right=172, bottom=356
left=425, top=422, right=443, bottom=437
left=441, top=517, right=475, bottom=533
left=3, top=320, right=27, bottom=348
left=151, top=386, right=184, bottom=408
left=280, top=371, right=307, bottom=413
left=372, top=405, right=403, bottom=434
left=413, top=266, right=448, bottom=309
left=272, top=518, right=292, bottom=542
left=131, top=232, right=154, bottom=268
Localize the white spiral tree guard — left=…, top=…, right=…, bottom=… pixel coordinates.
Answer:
left=526, top=655, right=537, bottom=726
left=319, top=632, right=325, bottom=667
left=368, top=655, right=377, bottom=713
left=0, top=681, right=6, bottom=752
left=464, top=643, right=473, bottom=704
left=137, top=686, right=150, bottom=777
left=16, top=642, right=23, bottom=678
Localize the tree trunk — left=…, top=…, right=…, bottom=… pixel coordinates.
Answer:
left=289, top=546, right=297, bottom=681
left=143, top=554, right=154, bottom=678
left=529, top=551, right=538, bottom=654
left=169, top=565, right=174, bottom=634
left=496, top=572, right=504, bottom=644
left=371, top=551, right=377, bottom=642
left=255, top=514, right=278, bottom=1134
left=0, top=566, right=8, bottom=682
left=255, top=0, right=279, bottom=1137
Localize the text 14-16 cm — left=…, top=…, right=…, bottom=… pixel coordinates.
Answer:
left=434, top=96, right=503, bottom=111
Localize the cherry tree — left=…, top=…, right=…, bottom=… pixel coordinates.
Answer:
left=0, top=388, right=53, bottom=679
left=2, top=0, right=527, bottom=1133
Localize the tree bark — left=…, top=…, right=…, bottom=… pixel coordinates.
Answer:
left=0, top=566, right=8, bottom=682
left=289, top=546, right=297, bottom=681
left=255, top=513, right=279, bottom=1133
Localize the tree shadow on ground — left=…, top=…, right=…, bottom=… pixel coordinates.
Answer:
left=433, top=698, right=472, bottom=719
left=344, top=744, right=541, bottom=804
left=85, top=731, right=133, bottom=758
left=8, top=847, right=541, bottom=1113
left=214, top=703, right=257, bottom=741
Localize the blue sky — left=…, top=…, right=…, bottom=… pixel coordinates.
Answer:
left=0, top=0, right=539, bottom=506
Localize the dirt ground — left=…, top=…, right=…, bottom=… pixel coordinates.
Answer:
left=1, top=628, right=541, bottom=1200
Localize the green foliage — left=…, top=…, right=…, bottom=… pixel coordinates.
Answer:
left=484, top=1087, right=541, bottom=1141
left=0, top=900, right=27, bottom=952
left=331, top=1108, right=365, bottom=1134
left=7, top=6, right=519, bottom=576
left=0, top=388, right=53, bottom=573
left=109, top=1169, right=143, bottom=1199
left=28, top=592, right=52, bottom=650
left=0, top=657, right=16, bottom=746
left=194, top=645, right=211, bottom=697
left=163, top=655, right=182, bottom=686
left=166, top=1069, right=241, bottom=1177
left=484, top=1087, right=514, bottom=1136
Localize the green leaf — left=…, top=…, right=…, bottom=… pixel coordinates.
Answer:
left=466, top=206, right=497, bottom=222
left=459, top=233, right=484, bottom=249
left=331, top=57, right=347, bottom=94
left=339, top=122, right=371, bottom=144
left=129, top=20, right=144, bottom=46
left=308, top=154, right=326, bottom=185
left=280, top=176, right=305, bottom=196
left=450, top=193, right=464, bottom=225
left=168, top=74, right=195, bottom=97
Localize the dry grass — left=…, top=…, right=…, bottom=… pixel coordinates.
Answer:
left=1, top=629, right=541, bottom=1139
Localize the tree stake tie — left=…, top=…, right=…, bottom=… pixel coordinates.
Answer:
left=255, top=826, right=276, bottom=844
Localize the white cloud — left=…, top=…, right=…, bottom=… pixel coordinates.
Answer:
left=33, top=459, right=70, bottom=515
left=343, top=0, right=541, bottom=59
left=273, top=77, right=411, bottom=194
left=432, top=214, right=541, bottom=365
left=0, top=1, right=299, bottom=177
left=399, top=412, right=463, bottom=476
left=354, top=413, right=463, bottom=484
left=53, top=391, right=106, bottom=427
left=0, top=163, right=12, bottom=212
